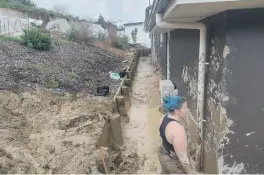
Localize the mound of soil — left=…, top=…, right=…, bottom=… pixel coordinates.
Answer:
left=0, top=90, right=112, bottom=174
left=0, top=41, right=129, bottom=94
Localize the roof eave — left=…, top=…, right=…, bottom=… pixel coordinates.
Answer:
left=144, top=0, right=171, bottom=32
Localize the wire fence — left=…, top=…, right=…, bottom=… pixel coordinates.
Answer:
left=0, top=14, right=42, bottom=39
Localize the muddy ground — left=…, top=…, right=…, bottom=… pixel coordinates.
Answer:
left=0, top=40, right=134, bottom=174
left=120, top=57, right=162, bottom=174
left=0, top=90, right=113, bottom=174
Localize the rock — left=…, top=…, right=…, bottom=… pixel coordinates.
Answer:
left=114, top=153, right=123, bottom=166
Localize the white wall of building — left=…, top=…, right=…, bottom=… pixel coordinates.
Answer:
left=124, top=23, right=151, bottom=48
left=117, top=29, right=125, bottom=37
left=0, top=8, right=105, bottom=37
left=0, top=8, right=42, bottom=36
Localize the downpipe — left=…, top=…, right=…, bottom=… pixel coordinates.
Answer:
left=155, top=13, right=207, bottom=172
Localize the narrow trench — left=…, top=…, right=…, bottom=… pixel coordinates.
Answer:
left=122, top=56, right=162, bottom=173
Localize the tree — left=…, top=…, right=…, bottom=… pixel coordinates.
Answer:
left=131, top=28, right=138, bottom=44
left=97, top=15, right=107, bottom=30
left=9, top=0, right=36, bottom=6
left=53, top=4, right=68, bottom=15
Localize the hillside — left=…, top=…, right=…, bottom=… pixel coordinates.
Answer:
left=0, top=37, right=132, bottom=174
left=0, top=40, right=129, bottom=94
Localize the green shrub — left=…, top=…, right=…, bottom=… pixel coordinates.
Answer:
left=65, top=27, right=77, bottom=41
left=46, top=78, right=59, bottom=88
left=97, top=31, right=106, bottom=42
left=65, top=24, right=96, bottom=43
left=118, top=35, right=129, bottom=45
left=111, top=35, right=129, bottom=49
left=21, top=28, right=52, bottom=50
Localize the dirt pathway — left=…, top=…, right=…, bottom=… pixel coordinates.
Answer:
left=122, top=57, right=163, bottom=173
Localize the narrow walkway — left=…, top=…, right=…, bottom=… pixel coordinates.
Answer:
left=122, top=57, right=162, bottom=173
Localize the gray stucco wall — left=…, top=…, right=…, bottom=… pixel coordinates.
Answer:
left=150, top=5, right=264, bottom=173
left=154, top=33, right=167, bottom=78
left=223, top=9, right=264, bottom=174
left=202, top=8, right=264, bottom=174
left=169, top=29, right=199, bottom=118
left=160, top=33, right=167, bottom=78
left=202, top=11, right=228, bottom=174
left=165, top=8, right=264, bottom=174
left=169, top=29, right=201, bottom=167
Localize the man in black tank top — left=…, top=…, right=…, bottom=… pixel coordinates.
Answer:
left=158, top=95, right=199, bottom=174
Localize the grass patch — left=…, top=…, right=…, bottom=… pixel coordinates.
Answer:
left=46, top=79, right=60, bottom=89
left=0, top=35, right=22, bottom=42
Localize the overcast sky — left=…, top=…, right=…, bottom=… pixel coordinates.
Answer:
left=32, top=0, right=151, bottom=23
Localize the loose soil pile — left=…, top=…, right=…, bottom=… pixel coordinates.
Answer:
left=0, top=40, right=131, bottom=174
left=0, top=41, right=129, bottom=94
left=0, top=90, right=112, bottom=174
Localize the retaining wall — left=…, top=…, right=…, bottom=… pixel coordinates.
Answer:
left=95, top=48, right=150, bottom=173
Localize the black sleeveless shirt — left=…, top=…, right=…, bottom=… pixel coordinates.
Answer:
left=159, top=114, right=180, bottom=153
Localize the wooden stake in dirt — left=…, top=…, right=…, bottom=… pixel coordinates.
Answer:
left=124, top=79, right=132, bottom=92
left=110, top=114, right=124, bottom=146
left=116, top=96, right=128, bottom=117
left=131, top=63, right=136, bottom=73
left=127, top=71, right=133, bottom=79
left=121, top=86, right=131, bottom=110
left=96, top=123, right=111, bottom=148
left=100, top=147, right=109, bottom=174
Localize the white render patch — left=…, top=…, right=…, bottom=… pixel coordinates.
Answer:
left=182, top=66, right=189, bottom=83
left=181, top=65, right=197, bottom=101
left=222, top=95, right=229, bottom=102
left=218, top=155, right=245, bottom=174
left=223, top=45, right=230, bottom=59
left=246, top=132, right=255, bottom=136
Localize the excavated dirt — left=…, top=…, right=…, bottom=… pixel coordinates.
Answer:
left=0, top=90, right=113, bottom=174
left=0, top=41, right=132, bottom=174
left=0, top=41, right=129, bottom=94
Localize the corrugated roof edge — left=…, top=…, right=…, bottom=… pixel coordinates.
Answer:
left=123, top=22, right=143, bottom=26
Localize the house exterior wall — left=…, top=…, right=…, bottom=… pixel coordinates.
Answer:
left=124, top=23, right=151, bottom=48
left=169, top=29, right=199, bottom=118
left=202, top=11, right=228, bottom=174
left=202, top=8, right=264, bottom=174
left=157, top=33, right=167, bottom=78
left=157, top=7, right=264, bottom=174
left=169, top=29, right=201, bottom=165
left=0, top=8, right=42, bottom=36
left=150, top=33, right=167, bottom=79
left=117, top=30, right=125, bottom=37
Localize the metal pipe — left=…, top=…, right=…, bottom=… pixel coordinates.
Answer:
left=154, top=13, right=207, bottom=171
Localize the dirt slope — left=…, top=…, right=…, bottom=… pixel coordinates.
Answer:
left=0, top=90, right=113, bottom=174
left=0, top=40, right=129, bottom=174
left=0, top=41, right=128, bottom=94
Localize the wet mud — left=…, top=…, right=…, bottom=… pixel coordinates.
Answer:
left=121, top=57, right=163, bottom=174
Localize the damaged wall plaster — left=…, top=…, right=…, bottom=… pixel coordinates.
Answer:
left=181, top=62, right=199, bottom=121
left=204, top=40, right=245, bottom=174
